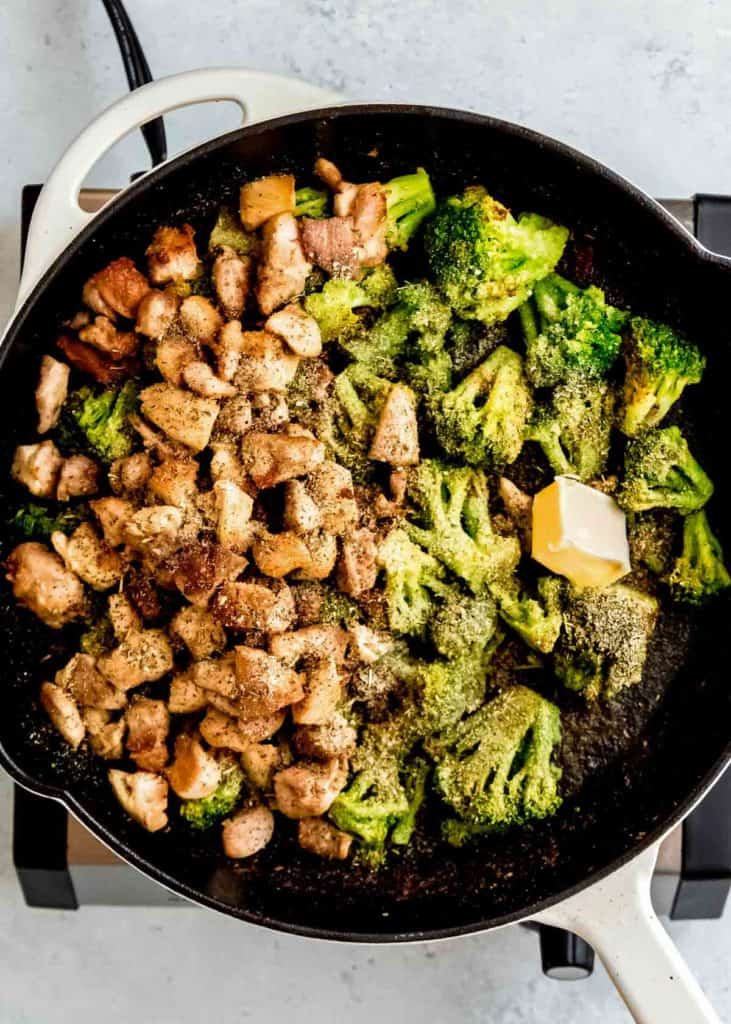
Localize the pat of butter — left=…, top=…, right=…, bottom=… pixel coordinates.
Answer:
left=531, top=476, right=631, bottom=588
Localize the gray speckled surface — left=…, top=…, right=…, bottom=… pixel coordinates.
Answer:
left=0, top=2, right=729, bottom=1021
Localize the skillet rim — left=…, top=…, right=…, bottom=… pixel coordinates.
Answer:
left=1, top=101, right=730, bottom=939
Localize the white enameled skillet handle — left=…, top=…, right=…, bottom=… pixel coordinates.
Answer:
left=532, top=845, right=720, bottom=1023
left=16, top=68, right=342, bottom=310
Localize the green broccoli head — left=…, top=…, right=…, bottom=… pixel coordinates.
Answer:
left=489, top=576, right=564, bottom=654
left=428, top=685, right=562, bottom=842
left=57, top=381, right=138, bottom=463
left=179, top=760, right=245, bottom=830
left=208, top=206, right=256, bottom=254
left=376, top=527, right=451, bottom=637
left=430, top=590, right=498, bottom=659
left=384, top=167, right=437, bottom=251
left=619, top=316, right=705, bottom=436
left=618, top=425, right=714, bottom=514
left=521, top=274, right=628, bottom=387
left=8, top=502, right=87, bottom=540
left=79, top=614, right=115, bottom=657
left=424, top=186, right=568, bottom=323
left=294, top=186, right=329, bottom=218
left=434, top=345, right=532, bottom=467
left=554, top=583, right=658, bottom=700
left=666, top=509, right=731, bottom=605
left=304, top=266, right=398, bottom=346
left=317, top=363, right=391, bottom=478
left=525, top=378, right=615, bottom=481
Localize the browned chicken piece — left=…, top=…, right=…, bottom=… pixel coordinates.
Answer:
left=283, top=479, right=321, bottom=534
left=293, top=713, right=357, bottom=761
left=191, top=651, right=240, bottom=700
left=140, top=383, right=219, bottom=453
left=213, top=479, right=254, bottom=553
left=84, top=708, right=126, bottom=760
left=200, top=707, right=285, bottom=749
left=97, top=629, right=174, bottom=691
left=291, top=656, right=342, bottom=725
left=124, top=567, right=165, bottom=621
left=349, top=183, right=388, bottom=267
left=172, top=541, right=248, bottom=607
left=208, top=320, right=243, bottom=383
left=65, top=310, right=91, bottom=331
left=240, top=174, right=295, bottom=231
left=250, top=391, right=290, bottom=430
left=179, top=295, right=223, bottom=346
left=233, top=645, right=304, bottom=719
left=56, top=332, right=140, bottom=385
left=56, top=652, right=126, bottom=710
left=56, top=454, right=100, bottom=501
left=269, top=624, right=349, bottom=667
left=299, top=216, right=359, bottom=277
left=135, top=288, right=179, bottom=339
left=210, top=442, right=247, bottom=487
left=122, top=506, right=184, bottom=562
left=265, top=302, right=322, bottom=358
left=125, top=697, right=170, bottom=772
left=348, top=622, right=393, bottom=664
left=154, top=335, right=199, bottom=386
left=256, top=212, right=312, bottom=315
left=79, top=315, right=138, bottom=359
left=215, top=395, right=253, bottom=437
left=182, top=360, right=237, bottom=399
left=233, top=330, right=300, bottom=393
left=147, top=459, right=199, bottom=508
left=12, top=440, right=64, bottom=498
left=166, top=730, right=221, bottom=798
left=369, top=384, right=419, bottom=465
left=52, top=523, right=123, bottom=591
left=6, top=542, right=86, bottom=628
left=35, top=355, right=70, bottom=434
left=240, top=742, right=287, bottom=789
left=499, top=476, right=534, bottom=553
left=40, top=681, right=85, bottom=748
left=146, top=224, right=201, bottom=284
left=389, top=468, right=408, bottom=504
left=108, top=591, right=142, bottom=639
left=305, top=461, right=359, bottom=535
left=212, top=579, right=296, bottom=632
left=298, top=817, right=352, bottom=860
left=168, top=669, right=208, bottom=714
left=241, top=431, right=325, bottom=489
left=273, top=756, right=348, bottom=819
left=251, top=530, right=310, bottom=578
left=314, top=157, right=345, bottom=191
left=212, top=247, right=252, bottom=319
left=82, top=257, right=150, bottom=320
left=109, top=451, right=153, bottom=496
left=222, top=805, right=275, bottom=859
left=294, top=530, right=338, bottom=581
left=336, top=528, right=377, bottom=597
left=170, top=605, right=226, bottom=660
left=88, top=497, right=132, bottom=549
left=108, top=769, right=169, bottom=832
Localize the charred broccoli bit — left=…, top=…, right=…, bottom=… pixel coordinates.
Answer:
left=320, top=587, right=361, bottom=627
left=428, top=686, right=562, bottom=844
left=525, top=378, right=615, bottom=481
left=627, top=511, right=677, bottom=576
left=80, top=614, right=115, bottom=657
left=304, top=266, right=398, bottom=344
left=407, top=460, right=520, bottom=592
left=377, top=527, right=451, bottom=637
left=521, top=274, right=628, bottom=387
left=489, top=576, right=563, bottom=653
left=294, top=186, right=329, bottom=218
left=390, top=758, right=430, bottom=845
left=434, top=345, right=532, bottom=467
left=8, top=502, right=86, bottom=540
left=666, top=510, right=731, bottom=604
left=384, top=167, right=437, bottom=251
left=424, top=186, right=568, bottom=324
left=57, top=381, right=138, bottom=463
left=619, top=316, right=705, bottom=436
left=180, top=760, right=245, bottom=830
left=447, top=318, right=507, bottom=377
left=554, top=584, right=658, bottom=700
left=618, top=426, right=713, bottom=514
left=208, top=206, right=256, bottom=254
left=430, top=591, right=497, bottom=659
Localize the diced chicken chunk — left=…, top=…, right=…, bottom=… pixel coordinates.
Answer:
left=179, top=295, right=223, bottom=346
left=210, top=442, right=247, bottom=488
left=269, top=624, right=349, bottom=667
left=154, top=335, right=199, bottom=386
left=109, top=451, right=153, bottom=496
left=140, top=383, right=219, bottom=453
left=108, top=591, right=141, bottom=639
left=146, top=224, right=201, bottom=284
left=293, top=530, right=338, bottom=581
left=240, top=742, right=286, bottom=790
left=233, top=646, right=304, bottom=719
left=56, top=455, right=99, bottom=501
left=170, top=605, right=226, bottom=660
left=314, top=157, right=345, bottom=191
left=148, top=459, right=199, bottom=508
left=369, top=384, right=419, bottom=465
left=108, top=769, right=168, bottom=832
left=349, top=183, right=388, bottom=267
left=298, top=817, right=352, bottom=860
left=212, top=247, right=252, bottom=319
left=200, top=707, right=284, bottom=750
left=293, top=712, right=357, bottom=760
left=256, top=213, right=311, bottom=316
left=233, top=331, right=300, bottom=393
left=211, top=321, right=246, bottom=383
left=251, top=530, right=310, bottom=578
left=240, top=174, right=295, bottom=231
left=241, top=431, right=325, bottom=489
left=211, top=580, right=295, bottom=632
left=97, top=629, right=174, bottom=690
left=135, top=288, right=179, bottom=339
left=291, top=656, right=342, bottom=725
left=84, top=708, right=125, bottom=760
left=168, top=670, right=208, bottom=714
left=183, top=360, right=237, bottom=399
left=51, top=523, right=122, bottom=591
left=348, top=623, right=393, bottom=664
left=251, top=391, right=289, bottom=430
left=283, top=480, right=321, bottom=533
left=305, top=461, right=359, bottom=535
left=273, top=756, right=348, bottom=819
left=56, top=333, right=137, bottom=385
left=126, top=698, right=170, bottom=772
left=40, top=682, right=85, bottom=748
left=213, top=479, right=254, bottom=553
left=35, top=355, right=69, bottom=434
left=222, top=805, right=274, bottom=858
left=336, top=527, right=377, bottom=596
left=12, top=440, right=63, bottom=498
left=172, top=541, right=247, bottom=607
left=6, top=542, right=86, bottom=628
left=121, top=505, right=184, bottom=563
left=265, top=303, right=322, bottom=358
left=79, top=315, right=138, bottom=358
left=56, top=652, right=126, bottom=710
left=300, top=216, right=359, bottom=276
left=83, top=257, right=150, bottom=319
left=166, top=732, right=221, bottom=799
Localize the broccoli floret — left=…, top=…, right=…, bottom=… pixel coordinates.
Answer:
left=304, top=266, right=398, bottom=345
left=489, top=576, right=564, bottom=653
left=447, top=318, right=507, bottom=377
left=341, top=303, right=412, bottom=377
left=619, top=316, right=705, bottom=436
left=428, top=685, right=562, bottom=843
left=424, top=186, right=568, bottom=323
left=407, top=459, right=520, bottom=592
left=430, top=590, right=497, bottom=659
left=57, top=381, right=138, bottom=463
left=376, top=527, right=451, bottom=637
left=627, top=511, right=677, bottom=576
left=666, top=510, right=731, bottom=604
left=208, top=206, right=256, bottom=254
left=521, top=274, right=628, bottom=387
left=525, top=378, right=615, bottom=481
left=294, top=186, right=329, bottom=218
left=79, top=615, right=115, bottom=657
left=179, top=761, right=245, bottom=830
left=433, top=345, right=532, bottom=467
left=318, top=363, right=391, bottom=476
left=360, top=264, right=399, bottom=308
left=319, top=587, right=361, bottom=627
left=554, top=584, right=658, bottom=700
left=618, top=425, right=714, bottom=514
left=384, top=167, right=437, bottom=251
left=8, top=502, right=86, bottom=540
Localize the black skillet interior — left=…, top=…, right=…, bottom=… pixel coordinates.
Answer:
left=1, top=107, right=729, bottom=939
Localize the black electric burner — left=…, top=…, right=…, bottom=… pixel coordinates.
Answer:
left=10, top=185, right=731, bottom=981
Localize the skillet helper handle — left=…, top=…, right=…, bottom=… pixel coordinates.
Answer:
left=533, top=845, right=721, bottom=1024
left=17, top=67, right=341, bottom=309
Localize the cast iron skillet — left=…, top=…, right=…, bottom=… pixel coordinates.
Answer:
left=1, top=104, right=729, bottom=942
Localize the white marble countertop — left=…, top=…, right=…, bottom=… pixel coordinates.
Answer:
left=0, top=1, right=729, bottom=1021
